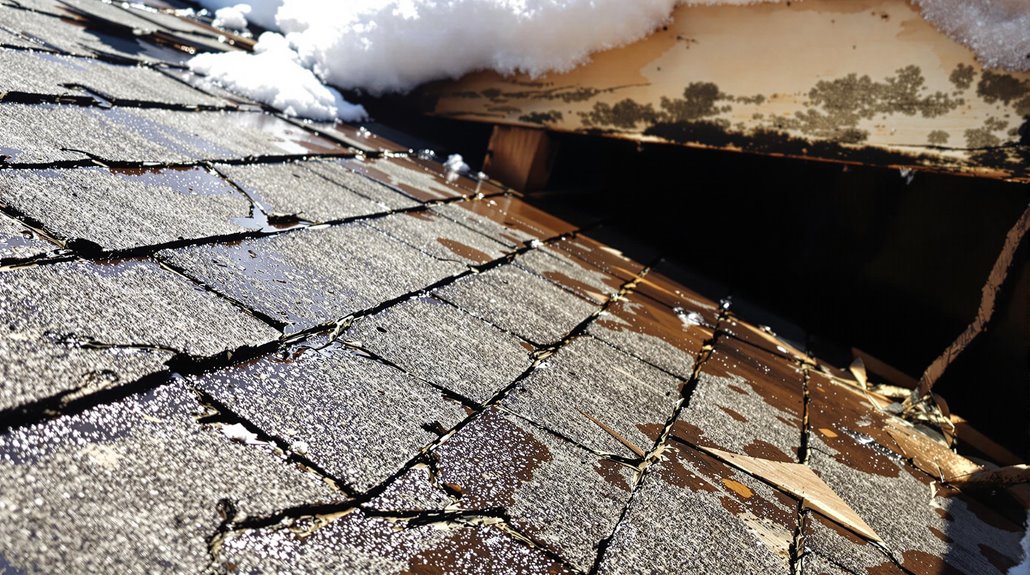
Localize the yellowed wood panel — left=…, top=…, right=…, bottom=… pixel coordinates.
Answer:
left=423, top=0, right=1030, bottom=181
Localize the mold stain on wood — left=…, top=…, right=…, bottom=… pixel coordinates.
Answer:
left=423, top=0, right=1030, bottom=181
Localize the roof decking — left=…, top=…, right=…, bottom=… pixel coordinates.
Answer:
left=0, top=2, right=1024, bottom=574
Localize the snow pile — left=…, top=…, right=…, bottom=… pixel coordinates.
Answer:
left=188, top=32, right=366, bottom=122
left=915, top=0, right=1030, bottom=71
left=191, top=0, right=1029, bottom=122
left=1011, top=512, right=1030, bottom=575
left=199, top=0, right=279, bottom=29
left=212, top=3, right=251, bottom=31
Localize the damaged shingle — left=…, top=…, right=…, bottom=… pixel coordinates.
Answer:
left=0, top=382, right=341, bottom=574
left=0, top=258, right=279, bottom=410
left=344, top=296, right=534, bottom=404
left=503, top=336, right=684, bottom=457
left=364, top=210, right=512, bottom=265
left=435, top=264, right=600, bottom=345
left=0, top=167, right=257, bottom=251
left=191, top=338, right=468, bottom=492
left=159, top=223, right=466, bottom=333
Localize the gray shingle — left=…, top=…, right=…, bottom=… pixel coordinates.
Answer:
left=435, top=264, right=600, bottom=345
left=0, top=167, right=256, bottom=251
left=159, top=224, right=466, bottom=333
left=0, top=382, right=341, bottom=575
left=0, top=259, right=279, bottom=410
left=345, top=296, right=533, bottom=403
left=365, top=210, right=511, bottom=265
left=192, top=339, right=468, bottom=492
left=504, top=336, right=683, bottom=457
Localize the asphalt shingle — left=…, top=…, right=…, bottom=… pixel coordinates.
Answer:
left=0, top=382, right=341, bottom=575
left=160, top=224, right=466, bottom=333
left=0, top=259, right=279, bottom=410
left=0, top=167, right=256, bottom=251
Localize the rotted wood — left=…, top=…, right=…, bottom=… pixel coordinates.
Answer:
left=423, top=0, right=1030, bottom=181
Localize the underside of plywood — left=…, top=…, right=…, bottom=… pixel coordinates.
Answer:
left=422, top=0, right=1030, bottom=181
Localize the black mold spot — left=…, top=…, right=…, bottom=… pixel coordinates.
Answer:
left=949, top=64, right=975, bottom=90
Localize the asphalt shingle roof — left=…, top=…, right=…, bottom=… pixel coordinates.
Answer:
left=0, top=2, right=1023, bottom=574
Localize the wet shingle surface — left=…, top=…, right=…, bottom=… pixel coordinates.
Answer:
left=214, top=161, right=397, bottom=224
left=435, top=264, right=602, bottom=345
left=344, top=296, right=533, bottom=404
left=0, top=167, right=256, bottom=251
left=191, top=339, right=467, bottom=492
left=159, top=224, right=465, bottom=333
left=0, top=211, right=55, bottom=262
left=0, top=4, right=1022, bottom=573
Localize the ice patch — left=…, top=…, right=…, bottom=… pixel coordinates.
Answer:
left=444, top=154, right=470, bottom=175
left=188, top=32, right=367, bottom=122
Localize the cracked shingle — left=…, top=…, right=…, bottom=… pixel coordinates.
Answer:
left=0, top=5, right=190, bottom=64
left=514, top=244, right=624, bottom=305
left=587, top=291, right=712, bottom=380
left=0, top=48, right=230, bottom=108
left=0, top=167, right=256, bottom=251
left=0, top=259, right=279, bottom=410
left=214, top=161, right=393, bottom=224
left=0, top=382, right=341, bottom=575
left=159, top=223, right=466, bottom=333
left=0, top=104, right=346, bottom=165
left=344, top=295, right=534, bottom=404
left=431, top=195, right=575, bottom=248
left=345, top=155, right=468, bottom=202
left=430, top=407, right=634, bottom=571
left=503, top=336, right=684, bottom=457
left=435, top=264, right=600, bottom=345
left=596, top=441, right=797, bottom=575
left=303, top=159, right=422, bottom=211
left=0, top=211, right=55, bottom=262
left=670, top=338, right=805, bottom=462
left=191, top=338, right=467, bottom=492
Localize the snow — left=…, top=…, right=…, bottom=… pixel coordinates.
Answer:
left=914, top=0, right=1030, bottom=71
left=1011, top=512, right=1030, bottom=575
left=190, top=0, right=1029, bottom=122
left=198, top=0, right=280, bottom=29
left=444, top=154, right=470, bottom=175
left=212, top=4, right=251, bottom=31
left=188, top=32, right=367, bottom=122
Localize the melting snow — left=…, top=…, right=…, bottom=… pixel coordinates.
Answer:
left=188, top=32, right=367, bottom=122
left=212, top=4, right=252, bottom=31
left=193, top=0, right=1029, bottom=122
left=1012, top=512, right=1030, bottom=575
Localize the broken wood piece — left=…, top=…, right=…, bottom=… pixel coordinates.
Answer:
left=695, top=445, right=883, bottom=542
left=948, top=465, right=1030, bottom=487
left=577, top=409, right=646, bottom=457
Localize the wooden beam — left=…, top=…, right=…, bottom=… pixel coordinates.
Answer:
left=482, top=125, right=555, bottom=192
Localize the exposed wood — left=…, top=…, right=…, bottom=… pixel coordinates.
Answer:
left=697, top=445, right=883, bottom=542
left=482, top=125, right=555, bottom=192
left=423, top=0, right=1030, bottom=181
left=851, top=347, right=919, bottom=389
left=915, top=204, right=1030, bottom=398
